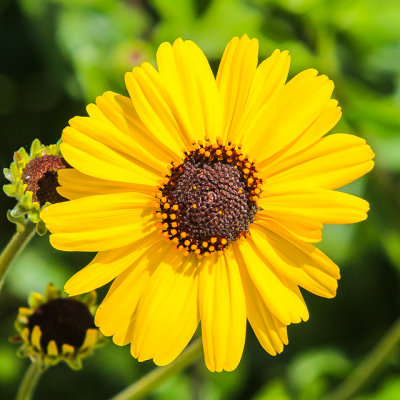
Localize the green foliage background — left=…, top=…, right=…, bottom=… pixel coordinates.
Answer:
left=1, top=0, right=400, bottom=399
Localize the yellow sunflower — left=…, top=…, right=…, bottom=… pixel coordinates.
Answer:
left=41, top=35, right=374, bottom=372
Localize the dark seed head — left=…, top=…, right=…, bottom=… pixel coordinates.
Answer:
left=158, top=141, right=262, bottom=255
left=22, top=155, right=69, bottom=206
left=27, top=298, right=95, bottom=352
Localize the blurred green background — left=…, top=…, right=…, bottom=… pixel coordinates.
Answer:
left=1, top=0, right=400, bottom=399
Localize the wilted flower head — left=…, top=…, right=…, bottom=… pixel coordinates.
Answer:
left=10, top=283, right=104, bottom=370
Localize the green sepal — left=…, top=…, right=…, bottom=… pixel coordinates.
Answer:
left=36, top=220, right=47, bottom=236
left=7, top=211, right=27, bottom=232
left=3, top=183, right=16, bottom=196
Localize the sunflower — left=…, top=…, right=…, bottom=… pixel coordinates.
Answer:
left=41, top=35, right=374, bottom=372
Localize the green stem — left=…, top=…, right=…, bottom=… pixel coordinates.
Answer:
left=0, top=221, right=36, bottom=292
left=110, top=337, right=203, bottom=400
left=16, top=362, right=45, bottom=400
left=323, top=316, right=400, bottom=400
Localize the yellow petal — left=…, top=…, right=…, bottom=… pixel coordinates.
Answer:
left=131, top=248, right=199, bottom=365
left=198, top=251, right=247, bottom=372
left=31, top=325, right=42, bottom=350
left=250, top=223, right=340, bottom=298
left=259, top=186, right=370, bottom=224
left=262, top=133, right=375, bottom=190
left=242, top=69, right=334, bottom=161
left=233, top=239, right=309, bottom=325
left=125, top=62, right=190, bottom=154
left=69, top=107, right=166, bottom=175
left=47, top=340, right=59, bottom=356
left=57, top=169, right=154, bottom=200
left=235, top=244, right=288, bottom=355
left=94, top=91, right=179, bottom=164
left=41, top=192, right=156, bottom=252
left=216, top=35, right=259, bottom=142
left=234, top=49, right=291, bottom=144
left=256, top=213, right=323, bottom=243
left=156, top=39, right=222, bottom=143
left=64, top=231, right=163, bottom=296
left=61, top=129, right=159, bottom=186
left=95, top=241, right=170, bottom=345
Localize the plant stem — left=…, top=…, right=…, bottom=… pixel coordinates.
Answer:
left=0, top=221, right=36, bottom=292
left=16, top=362, right=45, bottom=400
left=323, top=316, right=400, bottom=400
left=110, top=337, right=203, bottom=400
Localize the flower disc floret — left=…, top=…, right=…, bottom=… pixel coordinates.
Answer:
left=156, top=139, right=262, bottom=256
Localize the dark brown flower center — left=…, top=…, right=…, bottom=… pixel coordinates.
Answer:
left=157, top=140, right=262, bottom=256
left=22, top=155, right=69, bottom=206
left=28, top=298, right=95, bottom=352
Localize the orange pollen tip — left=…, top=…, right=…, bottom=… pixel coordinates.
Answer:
left=218, top=250, right=224, bottom=255
left=170, top=214, right=177, bottom=220
left=161, top=213, right=168, bottom=219
left=162, top=223, right=169, bottom=229
left=180, top=232, right=187, bottom=238
left=218, top=211, right=222, bottom=215
left=221, top=238, right=228, bottom=245
left=245, top=162, right=251, bottom=168
left=172, top=204, right=179, bottom=211
left=202, top=241, right=208, bottom=248
left=163, top=203, right=170, bottom=209
left=161, top=197, right=167, bottom=203
left=204, top=151, right=211, bottom=157
left=171, top=222, right=178, bottom=228
left=195, top=249, right=201, bottom=254
left=193, top=186, right=197, bottom=190
left=199, top=148, right=205, bottom=154
left=210, top=237, right=217, bottom=244
left=184, top=251, right=190, bottom=256
left=191, top=244, right=197, bottom=250
left=216, top=150, right=222, bottom=156
left=243, top=168, right=249, bottom=174
left=226, top=150, right=232, bottom=157
left=170, top=229, right=177, bottom=235
left=208, top=246, right=215, bottom=252
left=192, top=204, right=197, bottom=209
left=172, top=237, right=179, bottom=243
left=238, top=189, right=243, bottom=194
left=184, top=240, right=190, bottom=246
left=156, top=212, right=162, bottom=218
